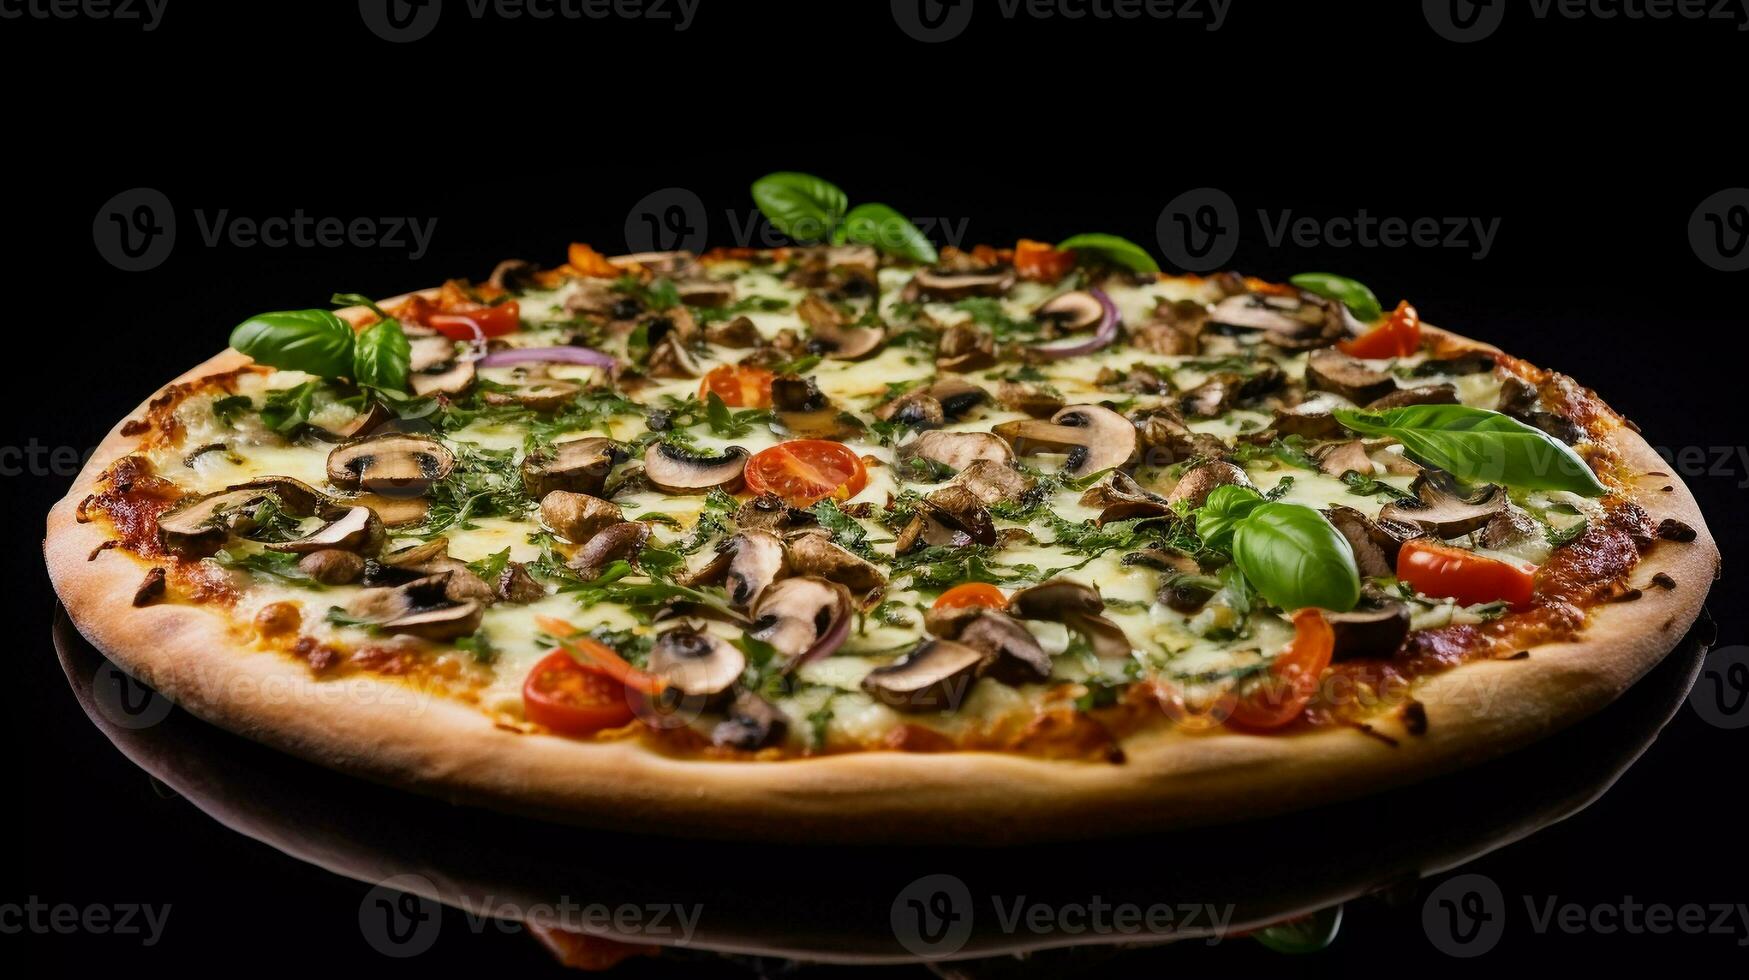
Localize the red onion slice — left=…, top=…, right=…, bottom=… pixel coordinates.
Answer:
left=476, top=346, right=618, bottom=369
left=1032, top=287, right=1120, bottom=360
left=794, top=588, right=853, bottom=668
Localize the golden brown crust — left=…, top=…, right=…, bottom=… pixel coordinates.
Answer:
left=44, top=334, right=1719, bottom=844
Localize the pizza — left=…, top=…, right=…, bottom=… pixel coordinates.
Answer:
left=44, top=186, right=1717, bottom=843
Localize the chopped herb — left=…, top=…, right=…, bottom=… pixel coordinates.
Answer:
left=1340, top=470, right=1416, bottom=501
left=454, top=631, right=499, bottom=665
left=211, top=395, right=254, bottom=426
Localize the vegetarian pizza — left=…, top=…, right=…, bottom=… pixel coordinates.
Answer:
left=44, top=176, right=1717, bottom=842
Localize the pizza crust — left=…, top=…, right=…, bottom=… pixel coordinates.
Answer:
left=44, top=337, right=1719, bottom=844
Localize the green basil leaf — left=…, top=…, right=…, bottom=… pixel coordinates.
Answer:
left=1290, top=272, right=1383, bottom=323
left=751, top=171, right=847, bottom=243
left=229, top=309, right=356, bottom=379
left=259, top=380, right=320, bottom=434
left=1333, top=404, right=1606, bottom=496
left=330, top=292, right=391, bottom=320
left=352, top=317, right=411, bottom=392
left=1055, top=233, right=1161, bottom=274
left=1230, top=502, right=1360, bottom=612
left=839, top=203, right=938, bottom=264
left=1192, top=484, right=1265, bottom=552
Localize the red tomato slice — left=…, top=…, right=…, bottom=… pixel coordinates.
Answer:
left=427, top=300, right=520, bottom=340
left=932, top=582, right=1008, bottom=611
left=1338, top=300, right=1420, bottom=359
left=522, top=651, right=635, bottom=735
left=743, top=440, right=868, bottom=508
left=1397, top=538, right=1536, bottom=609
left=1013, top=239, right=1076, bottom=283
left=699, top=364, right=775, bottom=408
left=536, top=616, right=666, bottom=696
left=1228, top=609, right=1335, bottom=730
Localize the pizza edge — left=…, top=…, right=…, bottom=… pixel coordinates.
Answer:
left=44, top=332, right=1719, bottom=844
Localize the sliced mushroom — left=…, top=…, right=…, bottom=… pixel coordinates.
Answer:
left=995, top=381, right=1064, bottom=418
left=1208, top=292, right=1342, bottom=350
left=910, top=266, right=1015, bottom=301
left=226, top=476, right=339, bottom=517
left=1178, top=372, right=1242, bottom=419
left=1306, top=349, right=1398, bottom=404
left=1080, top=471, right=1175, bottom=526
left=496, top=563, right=546, bottom=604
left=482, top=381, right=582, bottom=413
left=298, top=548, right=365, bottom=585
left=1366, top=383, right=1457, bottom=410
left=674, top=278, right=735, bottom=308
left=350, top=493, right=431, bottom=527
left=896, top=485, right=998, bottom=553
left=1157, top=572, right=1222, bottom=614
left=901, top=431, right=1013, bottom=473
left=568, top=522, right=652, bottom=579
left=1133, top=407, right=1230, bottom=462
left=1479, top=505, right=1543, bottom=552
left=266, top=505, right=384, bottom=555
left=487, top=258, right=538, bottom=291
left=326, top=435, right=456, bottom=495
left=948, top=459, right=1035, bottom=505
left=647, top=333, right=704, bottom=378
left=156, top=488, right=280, bottom=558
left=681, top=529, right=789, bottom=608
left=992, top=404, right=1138, bottom=478
left=1323, top=505, right=1420, bottom=578
left=1034, top=290, right=1105, bottom=333
left=705, top=315, right=761, bottom=348
left=806, top=319, right=885, bottom=361
left=1327, top=589, right=1412, bottom=660
left=1414, top=350, right=1497, bottom=376
left=521, top=438, right=628, bottom=500
left=344, top=573, right=483, bottom=640
left=411, top=359, right=476, bottom=397
left=1164, top=461, right=1253, bottom=509
left=642, top=443, right=750, bottom=495
left=935, top=321, right=995, bottom=372
left=540, top=491, right=624, bottom=544
left=734, top=493, right=812, bottom=533
left=1380, top=475, right=1508, bottom=539
left=309, top=400, right=392, bottom=442
left=952, top=609, right=1052, bottom=685
left=1315, top=440, right=1376, bottom=478
left=1271, top=403, right=1345, bottom=440
left=749, top=576, right=853, bottom=667
left=926, top=378, right=990, bottom=419
left=372, top=538, right=495, bottom=603
left=407, top=331, right=459, bottom=373
left=861, top=639, right=990, bottom=713
left=1006, top=580, right=1132, bottom=659
left=784, top=529, right=886, bottom=599
left=712, top=690, right=789, bottom=750
left=648, top=627, right=745, bottom=702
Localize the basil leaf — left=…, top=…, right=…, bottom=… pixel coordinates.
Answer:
left=229, top=309, right=356, bottom=379
left=1333, top=404, right=1606, bottom=496
left=330, top=291, right=391, bottom=320
left=1290, top=272, right=1383, bottom=322
left=751, top=171, right=847, bottom=243
left=1230, top=502, right=1361, bottom=612
left=1192, top=484, right=1265, bottom=552
left=838, top=203, right=938, bottom=264
left=259, top=381, right=319, bottom=434
left=1056, top=233, right=1161, bottom=274
left=352, top=317, right=411, bottom=392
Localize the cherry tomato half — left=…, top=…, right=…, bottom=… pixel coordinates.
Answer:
left=743, top=440, right=869, bottom=508
left=1397, top=538, right=1537, bottom=609
left=1013, top=239, right=1077, bottom=283
left=427, top=300, right=520, bottom=340
left=1228, top=609, right=1335, bottom=730
left=699, top=364, right=775, bottom=408
left=536, top=617, right=666, bottom=696
left=522, top=651, right=635, bottom=735
left=931, top=582, right=1008, bottom=611
left=1338, top=300, right=1421, bottom=359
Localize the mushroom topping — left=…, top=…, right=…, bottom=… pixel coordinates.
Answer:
left=674, top=278, right=736, bottom=308
left=487, top=258, right=538, bottom=291
left=705, top=315, right=761, bottom=348
left=901, top=430, right=1014, bottom=473
left=407, top=331, right=459, bottom=373
left=749, top=576, right=853, bottom=667
left=1208, top=292, right=1342, bottom=350
left=298, top=548, right=365, bottom=585
left=326, top=435, right=456, bottom=495
left=909, top=266, right=1015, bottom=301
left=1132, top=407, right=1230, bottom=463
left=568, top=522, right=652, bottom=579
left=1479, top=505, right=1543, bottom=552
left=806, top=318, right=886, bottom=361
left=1414, top=350, right=1497, bottom=376
left=1327, top=589, right=1412, bottom=660
left=157, top=488, right=283, bottom=558
left=647, top=332, right=704, bottom=378
left=1080, top=471, right=1175, bottom=526
left=1157, top=572, right=1222, bottom=614
left=495, top=563, right=546, bottom=604
left=895, top=485, right=998, bottom=553
left=948, top=459, right=1035, bottom=506
left=482, top=381, right=583, bottom=413
left=411, top=359, right=476, bottom=397
left=1034, top=290, right=1105, bottom=333
left=1006, top=580, right=1132, bottom=659
left=1306, top=349, right=1398, bottom=404
left=226, top=476, right=339, bottom=517
left=712, top=690, right=789, bottom=750
left=1315, top=440, right=1376, bottom=478
left=992, top=404, right=1138, bottom=479
left=1323, top=505, right=1421, bottom=578
left=861, top=639, right=990, bottom=713
left=951, top=609, right=1052, bottom=685
left=1366, top=383, right=1457, bottom=410
left=734, top=493, right=812, bottom=532
left=771, top=374, right=830, bottom=413
left=351, top=493, right=431, bottom=527
left=373, top=538, right=496, bottom=603
left=309, top=400, right=392, bottom=442
left=995, top=381, right=1064, bottom=418
left=876, top=378, right=990, bottom=429
left=540, top=491, right=624, bottom=544
left=521, top=438, right=628, bottom=500
left=784, top=529, right=886, bottom=599
left=1271, top=403, right=1345, bottom=440
left=1177, top=373, right=1241, bottom=419
left=1164, top=461, right=1253, bottom=509
left=648, top=627, right=745, bottom=702
left=1380, top=475, right=1508, bottom=539
left=935, top=321, right=995, bottom=373
left=642, top=443, right=750, bottom=495
left=266, top=505, right=384, bottom=555
left=681, top=529, right=789, bottom=608
left=343, top=573, right=483, bottom=640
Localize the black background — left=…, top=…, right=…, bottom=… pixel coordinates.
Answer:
left=4, top=1, right=1746, bottom=975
